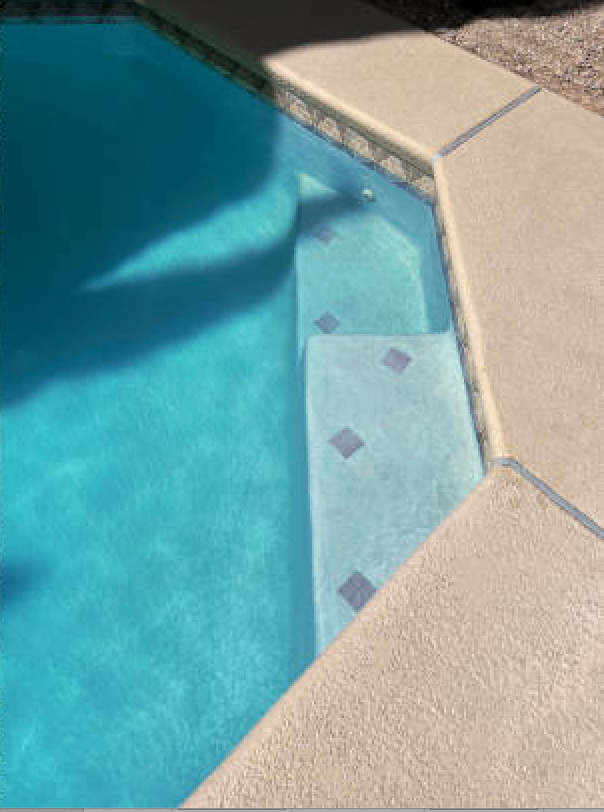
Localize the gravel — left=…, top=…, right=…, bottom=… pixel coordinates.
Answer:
left=363, top=0, right=603, bottom=115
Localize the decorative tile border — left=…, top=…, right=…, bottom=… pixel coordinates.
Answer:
left=433, top=200, right=491, bottom=468
left=267, top=86, right=437, bottom=201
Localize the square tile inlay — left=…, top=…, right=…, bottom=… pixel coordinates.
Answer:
left=315, top=312, right=340, bottom=334
left=312, top=225, right=338, bottom=244
left=338, top=571, right=376, bottom=611
left=329, top=427, right=364, bottom=458
left=382, top=347, right=411, bottom=374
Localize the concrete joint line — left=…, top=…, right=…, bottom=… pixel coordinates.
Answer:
left=433, top=86, right=541, bottom=161
left=493, top=457, right=604, bottom=540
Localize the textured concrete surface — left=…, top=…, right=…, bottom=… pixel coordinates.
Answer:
left=364, top=0, right=604, bottom=117
left=185, top=466, right=604, bottom=808
left=136, top=0, right=532, bottom=169
left=434, top=89, right=604, bottom=528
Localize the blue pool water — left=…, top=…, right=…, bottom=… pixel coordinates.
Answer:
left=1, top=18, right=482, bottom=807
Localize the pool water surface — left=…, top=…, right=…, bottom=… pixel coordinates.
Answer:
left=1, top=18, right=482, bottom=806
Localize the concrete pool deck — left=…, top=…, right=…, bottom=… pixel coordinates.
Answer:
left=130, top=0, right=604, bottom=806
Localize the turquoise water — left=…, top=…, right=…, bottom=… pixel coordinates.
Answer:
left=1, top=19, right=477, bottom=807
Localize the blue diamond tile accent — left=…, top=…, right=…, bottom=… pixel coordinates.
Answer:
left=338, top=571, right=376, bottom=611
left=329, top=427, right=364, bottom=459
left=382, top=347, right=411, bottom=374
left=312, top=225, right=338, bottom=244
left=315, top=312, right=340, bottom=334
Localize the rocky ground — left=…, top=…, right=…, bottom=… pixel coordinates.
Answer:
left=364, top=0, right=603, bottom=115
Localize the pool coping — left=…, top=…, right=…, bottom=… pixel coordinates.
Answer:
left=7, top=2, right=603, bottom=806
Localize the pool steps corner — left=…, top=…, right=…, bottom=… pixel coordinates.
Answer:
left=131, top=0, right=494, bottom=476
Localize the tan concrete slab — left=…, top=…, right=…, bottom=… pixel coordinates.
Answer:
left=136, top=0, right=532, bottom=170
left=184, top=467, right=604, bottom=808
left=434, top=90, right=604, bottom=528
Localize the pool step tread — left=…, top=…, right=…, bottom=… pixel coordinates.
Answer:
left=305, top=333, right=483, bottom=652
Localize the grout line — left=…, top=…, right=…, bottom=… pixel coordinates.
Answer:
left=493, top=457, right=604, bottom=540
left=433, top=86, right=541, bottom=161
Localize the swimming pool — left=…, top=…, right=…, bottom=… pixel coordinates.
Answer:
left=1, top=14, right=482, bottom=806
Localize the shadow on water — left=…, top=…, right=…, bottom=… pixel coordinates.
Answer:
left=1, top=20, right=365, bottom=409
left=1, top=14, right=374, bottom=708
left=1, top=561, right=48, bottom=610
left=1, top=25, right=272, bottom=405
left=2, top=193, right=359, bottom=408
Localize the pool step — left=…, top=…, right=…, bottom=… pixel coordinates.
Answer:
left=294, top=172, right=448, bottom=359
left=304, top=333, right=483, bottom=653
